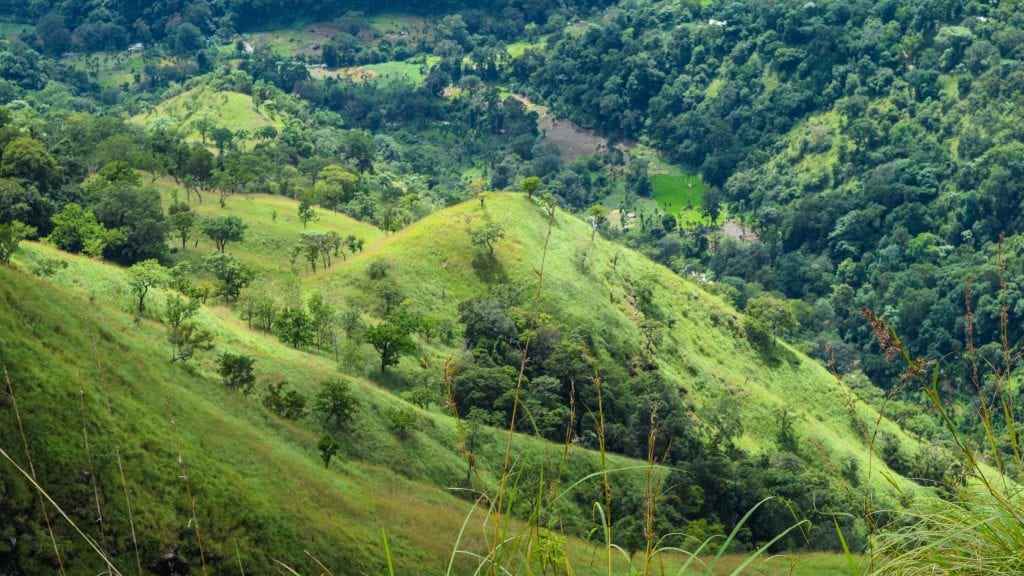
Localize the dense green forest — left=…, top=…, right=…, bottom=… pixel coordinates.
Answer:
left=1, top=0, right=1022, bottom=574
left=507, top=0, right=1024, bottom=392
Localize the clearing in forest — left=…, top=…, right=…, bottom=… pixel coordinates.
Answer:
left=312, top=55, right=439, bottom=84
left=250, top=23, right=340, bottom=57
left=511, top=93, right=608, bottom=162
left=132, top=84, right=286, bottom=147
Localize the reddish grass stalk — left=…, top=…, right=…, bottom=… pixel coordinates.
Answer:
left=0, top=444, right=123, bottom=575
left=92, top=339, right=144, bottom=576
left=77, top=370, right=114, bottom=575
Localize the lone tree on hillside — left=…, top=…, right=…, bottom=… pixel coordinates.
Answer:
left=314, top=378, right=360, bottom=426
left=365, top=321, right=416, bottom=373
left=274, top=307, right=314, bottom=348
left=205, top=253, right=254, bottom=301
left=298, top=196, right=318, bottom=228
left=165, top=294, right=213, bottom=362
left=318, top=433, right=340, bottom=468
left=168, top=201, right=197, bottom=250
left=201, top=216, right=247, bottom=253
left=470, top=221, right=505, bottom=255
left=192, top=116, right=215, bottom=145
left=744, top=295, right=797, bottom=351
left=521, top=176, right=541, bottom=198
left=587, top=204, right=608, bottom=242
left=211, top=127, right=234, bottom=156
left=128, top=259, right=170, bottom=313
left=218, top=351, right=256, bottom=392
left=0, top=222, right=34, bottom=265
left=262, top=382, right=307, bottom=420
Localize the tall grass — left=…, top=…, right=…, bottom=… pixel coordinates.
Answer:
left=2, top=366, right=124, bottom=576
left=168, top=401, right=210, bottom=576
left=92, top=337, right=145, bottom=576
left=863, top=238, right=1024, bottom=575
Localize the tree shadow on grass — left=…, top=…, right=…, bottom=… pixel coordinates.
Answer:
left=472, top=252, right=508, bottom=284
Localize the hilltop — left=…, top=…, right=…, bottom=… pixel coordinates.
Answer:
left=309, top=192, right=919, bottom=475
left=132, top=84, right=289, bottom=149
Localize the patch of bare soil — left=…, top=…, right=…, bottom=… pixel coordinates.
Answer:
left=512, top=94, right=608, bottom=161
left=294, top=23, right=340, bottom=56
left=720, top=220, right=760, bottom=241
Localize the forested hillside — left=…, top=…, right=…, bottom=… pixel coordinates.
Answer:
left=506, top=0, right=1024, bottom=395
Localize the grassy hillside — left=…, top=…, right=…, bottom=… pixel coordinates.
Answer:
left=310, top=193, right=920, bottom=490
left=159, top=187, right=924, bottom=492
left=1, top=191, right=926, bottom=574
left=2, top=243, right=674, bottom=575
left=156, top=186, right=384, bottom=282
left=132, top=85, right=286, bottom=146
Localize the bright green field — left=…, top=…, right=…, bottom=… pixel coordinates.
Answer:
left=507, top=39, right=545, bottom=57
left=651, top=173, right=705, bottom=211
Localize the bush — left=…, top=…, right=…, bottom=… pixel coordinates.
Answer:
left=218, top=351, right=256, bottom=393
left=262, top=381, right=307, bottom=420
left=366, top=258, right=390, bottom=280
left=314, top=378, right=360, bottom=427
left=385, top=406, right=419, bottom=439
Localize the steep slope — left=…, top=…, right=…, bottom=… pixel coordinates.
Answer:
left=314, top=193, right=920, bottom=488
left=0, top=258, right=471, bottom=574
left=0, top=246, right=657, bottom=575
left=1, top=193, right=927, bottom=574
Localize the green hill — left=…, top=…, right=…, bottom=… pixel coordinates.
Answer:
left=132, top=85, right=286, bottom=147
left=2, top=192, right=922, bottom=574
left=1, top=242, right=660, bottom=575
left=310, top=193, right=920, bottom=482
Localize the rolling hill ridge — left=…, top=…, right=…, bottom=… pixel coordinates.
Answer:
left=2, top=191, right=923, bottom=574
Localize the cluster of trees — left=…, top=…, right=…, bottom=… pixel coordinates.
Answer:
left=444, top=265, right=864, bottom=551
left=5, top=0, right=616, bottom=53
left=214, top=348, right=367, bottom=468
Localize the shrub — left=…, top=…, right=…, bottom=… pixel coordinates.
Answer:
left=218, top=351, right=256, bottom=393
